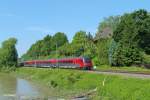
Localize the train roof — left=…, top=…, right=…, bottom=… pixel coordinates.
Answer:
left=22, top=56, right=90, bottom=62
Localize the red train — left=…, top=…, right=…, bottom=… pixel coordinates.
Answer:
left=20, top=57, right=93, bottom=70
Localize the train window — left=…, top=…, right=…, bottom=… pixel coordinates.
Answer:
left=83, top=57, right=91, bottom=63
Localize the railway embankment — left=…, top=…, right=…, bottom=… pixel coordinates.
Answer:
left=96, top=65, right=150, bottom=74
left=11, top=67, right=150, bottom=100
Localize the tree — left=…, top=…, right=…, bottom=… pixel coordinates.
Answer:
left=71, top=31, right=96, bottom=58
left=87, top=32, right=93, bottom=41
left=42, top=35, right=52, bottom=56
left=109, top=40, right=142, bottom=66
left=22, top=35, right=52, bottom=60
left=71, top=31, right=88, bottom=56
left=72, top=31, right=87, bottom=43
left=0, top=38, right=18, bottom=67
left=52, top=32, right=68, bottom=49
left=22, top=32, right=69, bottom=60
left=95, top=39, right=111, bottom=65
left=133, top=9, right=150, bottom=54
left=110, top=9, right=150, bottom=66
left=96, top=16, right=120, bottom=39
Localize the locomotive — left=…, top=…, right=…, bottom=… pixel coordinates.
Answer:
left=20, top=57, right=93, bottom=70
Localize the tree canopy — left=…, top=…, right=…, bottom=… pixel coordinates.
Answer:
left=0, top=38, right=18, bottom=67
left=96, top=16, right=120, bottom=39
left=22, top=32, right=68, bottom=60
left=110, top=9, right=150, bottom=66
left=52, top=32, right=68, bottom=49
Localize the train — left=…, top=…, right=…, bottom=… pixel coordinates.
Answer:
left=20, top=57, right=93, bottom=70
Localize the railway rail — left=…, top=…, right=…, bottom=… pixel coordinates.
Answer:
left=87, top=70, right=150, bottom=79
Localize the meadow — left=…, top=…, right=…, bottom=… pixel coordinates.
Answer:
left=13, top=67, right=150, bottom=100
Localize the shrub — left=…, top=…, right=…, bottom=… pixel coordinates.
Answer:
left=96, top=39, right=111, bottom=65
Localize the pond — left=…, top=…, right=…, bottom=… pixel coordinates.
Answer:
left=0, top=73, right=60, bottom=100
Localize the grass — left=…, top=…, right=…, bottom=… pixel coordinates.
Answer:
left=143, top=54, right=150, bottom=64
left=13, top=67, right=150, bottom=100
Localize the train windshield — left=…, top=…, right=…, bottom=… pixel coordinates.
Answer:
left=83, top=57, right=91, bottom=63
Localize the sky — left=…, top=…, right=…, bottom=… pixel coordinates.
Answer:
left=0, top=0, right=150, bottom=57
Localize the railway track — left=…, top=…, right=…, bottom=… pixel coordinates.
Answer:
left=87, top=70, right=150, bottom=79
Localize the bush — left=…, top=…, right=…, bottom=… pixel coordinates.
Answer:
left=67, top=73, right=77, bottom=84
left=93, top=57, right=100, bottom=66
left=143, top=53, right=150, bottom=64
left=0, top=66, right=16, bottom=72
left=96, top=39, right=111, bottom=65
left=108, top=39, right=118, bottom=66
left=50, top=80, right=58, bottom=88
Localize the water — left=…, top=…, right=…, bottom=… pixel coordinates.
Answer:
left=0, top=73, right=59, bottom=100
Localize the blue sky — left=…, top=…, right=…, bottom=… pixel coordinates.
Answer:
left=0, top=0, right=150, bottom=57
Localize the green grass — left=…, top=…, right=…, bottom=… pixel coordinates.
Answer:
left=14, top=67, right=150, bottom=100
left=143, top=54, right=150, bottom=64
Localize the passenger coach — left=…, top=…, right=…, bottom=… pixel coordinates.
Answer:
left=20, top=57, right=93, bottom=70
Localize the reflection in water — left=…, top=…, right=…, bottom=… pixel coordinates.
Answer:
left=16, top=78, right=39, bottom=97
left=0, top=73, right=59, bottom=99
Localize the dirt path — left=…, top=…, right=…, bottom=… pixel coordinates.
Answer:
left=88, top=70, right=150, bottom=79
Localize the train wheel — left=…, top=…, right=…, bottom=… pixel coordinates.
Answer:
left=85, top=67, right=91, bottom=70
left=82, top=67, right=89, bottom=70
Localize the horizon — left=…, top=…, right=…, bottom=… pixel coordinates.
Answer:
left=0, top=0, right=150, bottom=57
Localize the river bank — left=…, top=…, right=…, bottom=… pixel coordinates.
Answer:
left=8, top=67, right=150, bottom=100
left=0, top=72, right=62, bottom=100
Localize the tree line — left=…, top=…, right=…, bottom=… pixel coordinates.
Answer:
left=22, top=9, right=150, bottom=67
left=0, top=9, right=150, bottom=68
left=22, top=31, right=96, bottom=61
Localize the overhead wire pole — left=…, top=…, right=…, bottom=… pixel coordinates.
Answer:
left=56, top=42, right=57, bottom=58
left=83, top=32, right=87, bottom=57
left=56, top=42, right=58, bottom=68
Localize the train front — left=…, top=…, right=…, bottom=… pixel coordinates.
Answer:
left=83, top=57, right=93, bottom=70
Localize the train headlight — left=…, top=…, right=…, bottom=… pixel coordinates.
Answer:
left=93, top=66, right=97, bottom=70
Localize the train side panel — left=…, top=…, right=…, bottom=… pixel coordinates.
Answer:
left=22, top=57, right=93, bottom=70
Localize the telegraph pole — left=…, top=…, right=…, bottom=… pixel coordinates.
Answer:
left=56, top=42, right=58, bottom=67
left=56, top=43, right=57, bottom=58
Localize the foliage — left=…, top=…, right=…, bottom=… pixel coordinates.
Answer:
left=21, top=9, right=150, bottom=67
left=96, top=16, right=120, bottom=39
left=22, top=30, right=96, bottom=61
left=0, top=66, right=16, bottom=72
left=113, top=9, right=150, bottom=54
left=71, top=31, right=96, bottom=58
left=95, top=39, right=111, bottom=65
left=22, top=32, right=68, bottom=60
left=52, top=32, right=68, bottom=50
left=0, top=38, right=18, bottom=67
left=57, top=31, right=96, bottom=59
left=94, top=16, right=120, bottom=66
left=111, top=9, right=150, bottom=66
left=143, top=53, right=150, bottom=64
left=87, top=32, right=94, bottom=41
left=108, top=39, right=118, bottom=66
left=72, top=31, right=87, bottom=44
